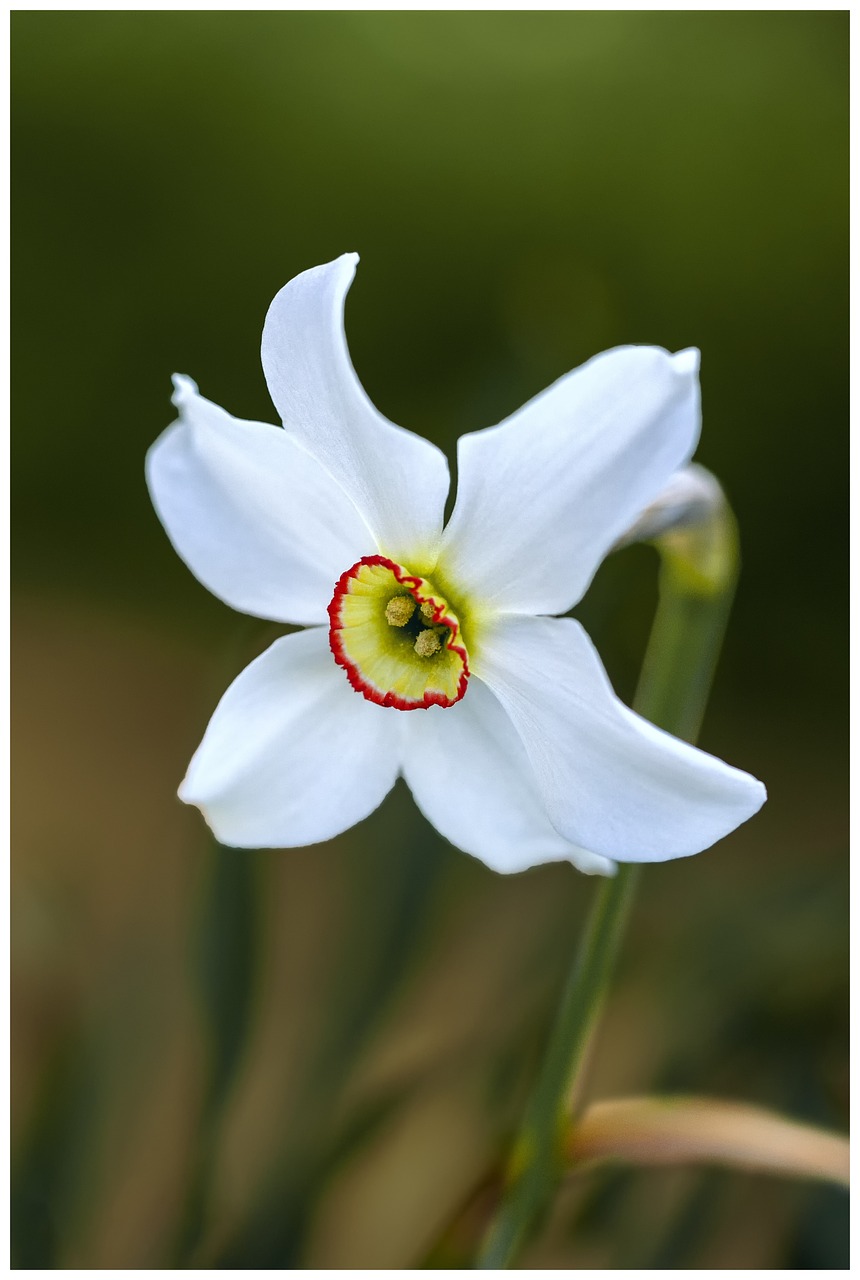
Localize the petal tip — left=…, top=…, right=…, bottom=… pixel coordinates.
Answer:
left=749, top=776, right=768, bottom=812
left=319, top=250, right=359, bottom=286
left=573, top=851, right=619, bottom=877
left=735, top=771, right=767, bottom=821
left=673, top=347, right=701, bottom=376
left=177, top=773, right=196, bottom=807
left=333, top=251, right=360, bottom=289
left=171, top=373, right=198, bottom=406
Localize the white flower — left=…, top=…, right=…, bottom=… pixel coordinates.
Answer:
left=146, top=254, right=765, bottom=876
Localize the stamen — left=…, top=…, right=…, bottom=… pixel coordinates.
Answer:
left=385, top=595, right=417, bottom=627
left=419, top=601, right=437, bottom=624
left=414, top=629, right=441, bottom=657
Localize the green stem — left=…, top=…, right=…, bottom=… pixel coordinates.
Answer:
left=475, top=482, right=740, bottom=1269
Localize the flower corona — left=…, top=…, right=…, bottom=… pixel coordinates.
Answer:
left=328, top=556, right=470, bottom=710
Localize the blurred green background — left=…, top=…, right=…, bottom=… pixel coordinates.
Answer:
left=12, top=11, right=847, bottom=1269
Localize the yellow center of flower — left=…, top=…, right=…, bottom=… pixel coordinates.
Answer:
left=328, top=556, right=470, bottom=710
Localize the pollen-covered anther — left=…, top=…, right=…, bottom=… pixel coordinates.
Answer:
left=414, top=629, right=441, bottom=657
left=328, top=555, right=470, bottom=710
left=385, top=595, right=416, bottom=627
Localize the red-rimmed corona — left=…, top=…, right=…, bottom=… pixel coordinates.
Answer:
left=328, top=555, right=470, bottom=710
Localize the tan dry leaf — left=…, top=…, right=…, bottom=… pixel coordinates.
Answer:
left=567, top=1096, right=849, bottom=1187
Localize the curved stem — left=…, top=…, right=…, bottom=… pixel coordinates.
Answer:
left=475, top=474, right=740, bottom=1269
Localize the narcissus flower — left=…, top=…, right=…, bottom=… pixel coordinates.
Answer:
left=147, top=254, right=765, bottom=876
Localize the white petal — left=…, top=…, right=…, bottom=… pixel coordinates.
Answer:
left=146, top=376, right=372, bottom=625
left=438, top=346, right=701, bottom=614
left=261, top=254, right=450, bottom=564
left=180, top=628, right=403, bottom=848
left=401, top=679, right=615, bottom=876
left=476, top=615, right=766, bottom=862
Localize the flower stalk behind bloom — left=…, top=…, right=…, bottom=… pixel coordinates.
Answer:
left=475, top=472, right=748, bottom=1268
